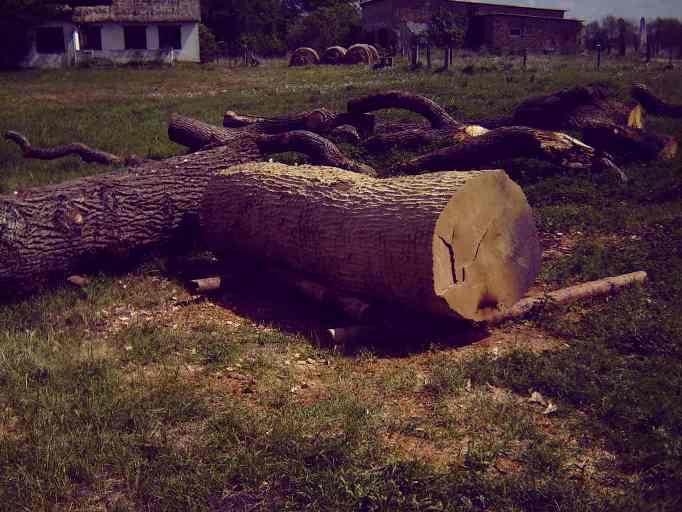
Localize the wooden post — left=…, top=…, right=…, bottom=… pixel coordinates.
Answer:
left=426, top=45, right=432, bottom=68
left=522, top=48, right=528, bottom=70
left=443, top=47, right=449, bottom=70
left=449, top=47, right=454, bottom=65
left=596, top=43, right=602, bottom=70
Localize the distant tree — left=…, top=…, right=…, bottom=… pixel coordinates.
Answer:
left=426, top=7, right=467, bottom=50
left=0, top=0, right=59, bottom=68
left=286, top=1, right=362, bottom=51
left=654, top=18, right=682, bottom=60
left=198, top=23, right=219, bottom=63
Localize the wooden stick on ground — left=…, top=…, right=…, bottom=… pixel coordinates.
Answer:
left=487, top=271, right=648, bottom=325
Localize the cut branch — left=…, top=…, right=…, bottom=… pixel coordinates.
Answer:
left=631, top=83, right=682, bottom=118
left=581, top=122, right=678, bottom=162
left=256, top=131, right=374, bottom=174
left=4, top=131, right=142, bottom=166
left=169, top=116, right=372, bottom=172
left=347, top=91, right=460, bottom=129
left=223, top=108, right=375, bottom=138
left=487, top=271, right=648, bottom=325
left=389, top=126, right=626, bottom=181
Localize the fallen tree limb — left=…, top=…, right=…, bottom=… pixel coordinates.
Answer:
left=388, top=126, right=627, bottom=181
left=168, top=115, right=372, bottom=173
left=4, top=131, right=143, bottom=166
left=487, top=271, right=648, bottom=325
left=582, top=122, right=678, bottom=162
left=631, top=83, right=682, bottom=118
left=255, top=131, right=375, bottom=175
left=0, top=126, right=373, bottom=290
left=511, top=85, right=632, bottom=130
left=223, top=108, right=375, bottom=138
left=201, top=162, right=541, bottom=322
left=348, top=91, right=459, bottom=129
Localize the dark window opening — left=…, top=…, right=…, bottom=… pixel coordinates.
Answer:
left=510, top=28, right=523, bottom=37
left=81, top=26, right=102, bottom=51
left=124, top=26, right=147, bottom=50
left=159, top=25, right=182, bottom=50
left=36, top=27, right=65, bottom=53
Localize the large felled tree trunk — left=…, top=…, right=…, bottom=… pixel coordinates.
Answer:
left=200, top=163, right=541, bottom=321
left=0, top=130, right=365, bottom=291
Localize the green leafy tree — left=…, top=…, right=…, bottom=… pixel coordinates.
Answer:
left=286, top=1, right=361, bottom=51
left=0, top=0, right=60, bottom=68
left=426, top=7, right=466, bottom=49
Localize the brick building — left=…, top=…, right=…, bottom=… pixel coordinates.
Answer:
left=361, top=0, right=583, bottom=54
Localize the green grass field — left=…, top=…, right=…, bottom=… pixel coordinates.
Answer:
left=1, top=55, right=681, bottom=511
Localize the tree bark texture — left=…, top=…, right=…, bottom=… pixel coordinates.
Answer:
left=200, top=163, right=541, bottom=322
left=581, top=122, right=678, bottom=162
left=511, top=85, right=632, bottom=130
left=348, top=91, right=459, bottom=129
left=388, top=127, right=626, bottom=181
left=222, top=108, right=375, bottom=138
left=167, top=116, right=373, bottom=173
left=0, top=144, right=260, bottom=290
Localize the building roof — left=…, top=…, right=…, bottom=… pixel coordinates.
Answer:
left=361, top=0, right=566, bottom=14
left=477, top=12, right=582, bottom=23
left=72, top=0, right=200, bottom=24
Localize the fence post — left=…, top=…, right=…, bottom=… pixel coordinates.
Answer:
left=426, top=45, right=431, bottom=68
left=596, top=43, right=602, bottom=70
left=522, top=48, right=527, bottom=70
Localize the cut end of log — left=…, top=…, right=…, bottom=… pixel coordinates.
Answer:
left=432, top=170, right=541, bottom=321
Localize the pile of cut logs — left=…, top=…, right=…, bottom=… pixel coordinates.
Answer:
left=3, top=83, right=677, bottom=326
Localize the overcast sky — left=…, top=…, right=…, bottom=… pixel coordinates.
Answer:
left=472, top=0, right=682, bottom=21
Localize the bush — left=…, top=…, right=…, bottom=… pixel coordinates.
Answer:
left=199, top=23, right=219, bottom=63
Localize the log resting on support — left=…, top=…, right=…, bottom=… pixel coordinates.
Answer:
left=200, top=163, right=541, bottom=322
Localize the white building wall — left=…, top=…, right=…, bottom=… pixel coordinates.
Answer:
left=178, top=23, right=200, bottom=62
left=22, top=21, right=200, bottom=67
left=101, top=23, right=124, bottom=50
left=147, top=25, right=160, bottom=50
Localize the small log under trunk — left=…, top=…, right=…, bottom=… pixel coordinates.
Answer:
left=200, top=163, right=541, bottom=322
